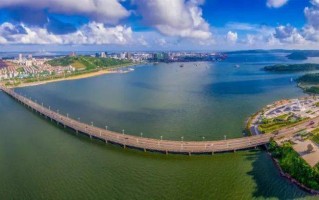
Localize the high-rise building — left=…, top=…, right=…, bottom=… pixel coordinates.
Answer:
left=69, top=52, right=76, bottom=57
left=18, top=54, right=23, bottom=62
left=125, top=52, right=132, bottom=59
left=101, top=52, right=106, bottom=58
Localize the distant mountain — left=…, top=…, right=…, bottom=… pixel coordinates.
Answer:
left=285, top=50, right=319, bottom=60
left=286, top=52, right=308, bottom=60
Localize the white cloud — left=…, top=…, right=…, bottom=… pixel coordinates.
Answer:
left=0, top=22, right=133, bottom=45
left=273, top=25, right=305, bottom=44
left=311, top=0, right=319, bottom=6
left=303, top=25, right=319, bottom=42
left=0, top=0, right=130, bottom=23
left=156, top=38, right=167, bottom=46
left=266, top=0, right=289, bottom=8
left=226, top=31, right=238, bottom=43
left=225, top=23, right=258, bottom=31
left=134, top=0, right=212, bottom=42
left=305, top=6, right=319, bottom=30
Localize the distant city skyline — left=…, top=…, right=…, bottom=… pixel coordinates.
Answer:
left=0, top=0, right=318, bottom=51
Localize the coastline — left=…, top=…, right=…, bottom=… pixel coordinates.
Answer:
left=268, top=151, right=319, bottom=195
left=2, top=63, right=139, bottom=89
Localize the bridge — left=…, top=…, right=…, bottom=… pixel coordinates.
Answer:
left=0, top=85, right=305, bottom=155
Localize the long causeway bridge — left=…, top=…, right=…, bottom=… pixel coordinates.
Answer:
left=0, top=86, right=284, bottom=155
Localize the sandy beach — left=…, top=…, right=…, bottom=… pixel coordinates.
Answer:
left=2, top=64, right=138, bottom=89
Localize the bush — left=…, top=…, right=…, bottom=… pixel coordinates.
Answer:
left=269, top=141, right=319, bottom=190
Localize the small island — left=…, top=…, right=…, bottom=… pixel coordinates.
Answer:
left=286, top=50, right=319, bottom=61
left=263, top=63, right=319, bottom=72
left=286, top=52, right=308, bottom=60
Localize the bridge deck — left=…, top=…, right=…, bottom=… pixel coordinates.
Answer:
left=1, top=86, right=274, bottom=154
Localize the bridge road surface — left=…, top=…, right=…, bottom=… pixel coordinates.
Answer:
left=1, top=85, right=316, bottom=155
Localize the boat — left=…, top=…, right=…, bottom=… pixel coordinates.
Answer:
left=128, top=68, right=135, bottom=71
left=234, top=64, right=240, bottom=68
left=180, top=64, right=184, bottom=68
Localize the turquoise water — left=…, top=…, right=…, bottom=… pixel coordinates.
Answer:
left=0, top=52, right=317, bottom=199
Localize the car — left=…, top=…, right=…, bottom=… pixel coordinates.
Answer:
left=309, top=121, right=315, bottom=126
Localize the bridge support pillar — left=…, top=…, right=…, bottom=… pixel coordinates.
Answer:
left=165, top=150, right=168, bottom=155
left=188, top=152, right=191, bottom=156
left=105, top=140, right=108, bottom=144
left=211, top=152, right=214, bottom=155
left=90, top=135, right=92, bottom=139
left=76, top=130, right=78, bottom=134
left=123, top=145, right=126, bottom=149
left=144, top=148, right=146, bottom=152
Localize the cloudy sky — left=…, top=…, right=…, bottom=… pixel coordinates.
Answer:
left=0, top=0, right=318, bottom=51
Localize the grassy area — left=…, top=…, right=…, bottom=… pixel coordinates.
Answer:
left=16, top=67, right=24, bottom=73
left=46, top=55, right=132, bottom=70
left=71, top=61, right=86, bottom=70
left=269, top=140, right=319, bottom=190
left=258, top=113, right=301, bottom=133
left=310, top=128, right=319, bottom=144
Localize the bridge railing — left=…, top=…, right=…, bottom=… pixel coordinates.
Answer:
left=1, top=86, right=272, bottom=154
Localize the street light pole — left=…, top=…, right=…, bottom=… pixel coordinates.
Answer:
left=122, top=129, right=125, bottom=135
left=140, top=132, right=143, bottom=137
left=91, top=122, right=94, bottom=127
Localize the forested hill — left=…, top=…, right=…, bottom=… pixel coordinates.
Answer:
left=263, top=64, right=319, bottom=72
left=46, top=56, right=132, bottom=70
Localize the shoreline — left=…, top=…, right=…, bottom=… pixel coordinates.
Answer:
left=2, top=63, right=139, bottom=89
left=268, top=151, right=319, bottom=195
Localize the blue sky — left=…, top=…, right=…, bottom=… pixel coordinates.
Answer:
left=0, top=0, right=318, bottom=51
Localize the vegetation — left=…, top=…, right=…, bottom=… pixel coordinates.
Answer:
left=244, top=112, right=260, bottom=136
left=297, top=73, right=319, bottom=85
left=269, top=140, right=319, bottom=190
left=264, top=63, right=319, bottom=72
left=2, top=55, right=135, bottom=86
left=304, top=86, right=319, bottom=94
left=46, top=56, right=132, bottom=71
left=258, top=113, right=301, bottom=133
left=310, top=128, right=319, bottom=144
